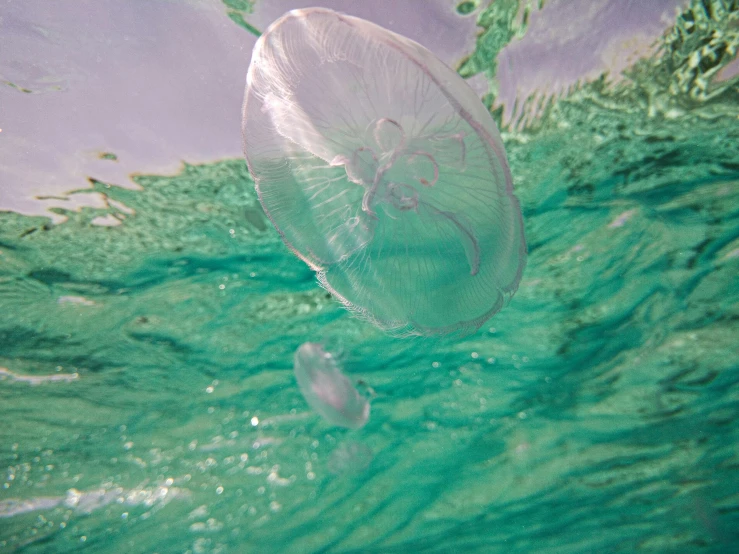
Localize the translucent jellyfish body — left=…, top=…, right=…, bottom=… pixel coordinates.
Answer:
left=328, top=441, right=373, bottom=475
left=242, top=8, right=526, bottom=336
left=293, top=343, right=370, bottom=429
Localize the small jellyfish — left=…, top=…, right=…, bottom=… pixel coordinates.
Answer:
left=242, top=8, right=526, bottom=336
left=293, top=342, right=370, bottom=429
left=328, top=441, right=373, bottom=475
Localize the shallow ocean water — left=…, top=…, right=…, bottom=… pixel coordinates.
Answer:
left=1, top=1, right=738, bottom=552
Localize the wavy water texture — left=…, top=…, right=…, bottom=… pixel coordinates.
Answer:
left=1, top=1, right=738, bottom=552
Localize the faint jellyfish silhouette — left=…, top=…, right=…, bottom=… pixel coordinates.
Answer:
left=328, top=441, right=373, bottom=476
left=293, top=343, right=370, bottom=429
left=242, top=8, right=526, bottom=336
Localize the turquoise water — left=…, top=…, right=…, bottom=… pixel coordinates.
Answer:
left=2, top=1, right=739, bottom=552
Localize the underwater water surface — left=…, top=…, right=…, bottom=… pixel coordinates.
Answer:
left=1, top=0, right=739, bottom=553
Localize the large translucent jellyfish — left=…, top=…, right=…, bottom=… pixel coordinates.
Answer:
left=242, top=8, right=526, bottom=336
left=293, top=343, right=370, bottom=429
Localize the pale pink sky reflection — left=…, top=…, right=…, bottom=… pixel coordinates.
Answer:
left=0, top=0, right=691, bottom=221
left=0, top=0, right=480, bottom=222
left=0, top=0, right=255, bottom=220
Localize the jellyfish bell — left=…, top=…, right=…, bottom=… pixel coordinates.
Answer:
left=328, top=441, right=373, bottom=476
left=243, top=8, right=526, bottom=336
left=293, top=342, right=370, bottom=430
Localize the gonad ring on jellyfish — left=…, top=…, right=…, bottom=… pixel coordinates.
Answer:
left=242, top=7, right=526, bottom=336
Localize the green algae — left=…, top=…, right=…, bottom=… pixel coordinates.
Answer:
left=222, top=0, right=261, bottom=36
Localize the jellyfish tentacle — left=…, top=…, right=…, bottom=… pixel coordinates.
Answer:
left=387, top=182, right=419, bottom=212
left=325, top=210, right=376, bottom=261
left=423, top=202, right=481, bottom=276
left=362, top=154, right=399, bottom=218
left=362, top=118, right=414, bottom=217
left=331, top=146, right=379, bottom=187
left=372, top=118, right=406, bottom=154
left=361, top=178, right=380, bottom=218
left=406, top=151, right=439, bottom=187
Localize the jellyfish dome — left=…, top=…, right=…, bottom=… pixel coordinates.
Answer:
left=242, top=8, right=526, bottom=336
left=293, top=342, right=370, bottom=430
